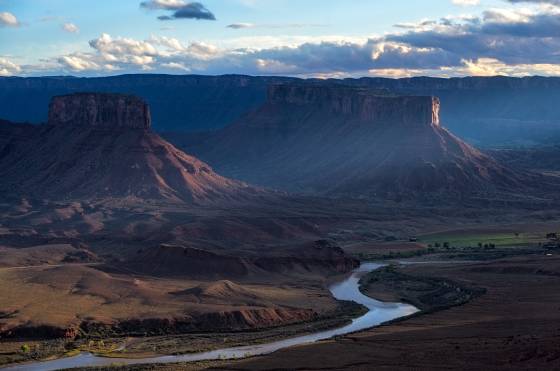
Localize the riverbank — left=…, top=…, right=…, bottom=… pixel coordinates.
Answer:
left=1, top=263, right=417, bottom=371
left=225, top=252, right=560, bottom=371
left=70, top=261, right=486, bottom=371
left=0, top=301, right=365, bottom=368
left=359, top=264, right=485, bottom=313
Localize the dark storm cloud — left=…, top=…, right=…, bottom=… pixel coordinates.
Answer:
left=140, top=1, right=216, bottom=21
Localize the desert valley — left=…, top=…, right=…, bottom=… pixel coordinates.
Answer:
left=2, top=1, right=560, bottom=369
left=0, top=74, right=559, bottom=371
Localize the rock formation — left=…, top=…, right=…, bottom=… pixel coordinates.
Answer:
left=190, top=84, right=529, bottom=198
left=48, top=93, right=151, bottom=130
left=0, top=93, right=256, bottom=203
left=268, top=84, right=440, bottom=126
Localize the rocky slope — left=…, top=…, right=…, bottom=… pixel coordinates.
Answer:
left=0, top=93, right=255, bottom=203
left=0, top=119, right=35, bottom=155
left=126, top=241, right=359, bottom=279
left=190, top=84, right=528, bottom=198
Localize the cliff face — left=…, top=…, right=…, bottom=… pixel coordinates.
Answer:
left=48, top=93, right=151, bottom=130
left=268, top=85, right=440, bottom=126
left=190, top=83, right=529, bottom=197
left=0, top=93, right=256, bottom=203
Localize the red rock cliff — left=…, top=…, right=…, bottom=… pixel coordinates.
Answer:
left=268, top=84, right=440, bottom=126
left=48, top=93, right=151, bottom=130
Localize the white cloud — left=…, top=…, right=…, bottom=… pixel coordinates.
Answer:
left=185, top=41, right=220, bottom=60
left=55, top=33, right=222, bottom=73
left=461, top=58, right=560, bottom=76
left=507, top=0, right=560, bottom=6
left=255, top=58, right=298, bottom=73
left=161, top=61, right=190, bottom=71
left=50, top=33, right=458, bottom=76
left=0, top=58, right=21, bottom=76
left=0, top=12, right=19, bottom=27
left=226, top=23, right=325, bottom=30
left=58, top=54, right=101, bottom=71
left=150, top=35, right=187, bottom=52
left=62, top=23, right=79, bottom=33
left=452, top=0, right=480, bottom=6
left=89, top=33, right=159, bottom=65
left=227, top=23, right=254, bottom=29
left=140, top=0, right=187, bottom=10
left=16, top=2, right=560, bottom=78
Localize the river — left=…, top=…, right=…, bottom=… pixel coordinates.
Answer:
left=3, top=262, right=419, bottom=371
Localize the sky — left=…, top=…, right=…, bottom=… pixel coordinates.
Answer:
left=1, top=0, right=560, bottom=78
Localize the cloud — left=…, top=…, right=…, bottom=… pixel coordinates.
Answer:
left=227, top=23, right=255, bottom=29
left=0, top=12, right=19, bottom=27
left=56, top=33, right=221, bottom=74
left=62, top=23, right=79, bottom=33
left=50, top=32, right=462, bottom=77
left=19, top=1, right=560, bottom=78
left=88, top=33, right=159, bottom=66
left=140, top=1, right=216, bottom=21
left=507, top=0, right=560, bottom=4
left=0, top=58, right=21, bottom=76
left=226, top=23, right=327, bottom=30
left=386, top=6, right=560, bottom=65
left=58, top=54, right=102, bottom=71
left=460, top=57, right=560, bottom=76
left=140, top=0, right=187, bottom=9
left=161, top=61, right=190, bottom=71
left=452, top=0, right=480, bottom=6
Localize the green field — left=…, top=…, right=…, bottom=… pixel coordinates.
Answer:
left=419, top=232, right=548, bottom=248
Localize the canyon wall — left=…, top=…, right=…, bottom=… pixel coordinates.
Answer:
left=48, top=93, right=151, bottom=130
left=268, top=84, right=440, bottom=126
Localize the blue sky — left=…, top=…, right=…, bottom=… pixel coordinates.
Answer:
left=1, top=0, right=559, bottom=77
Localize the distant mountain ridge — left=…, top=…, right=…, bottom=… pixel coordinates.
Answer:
left=2, top=74, right=560, bottom=145
left=0, top=74, right=294, bottom=132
